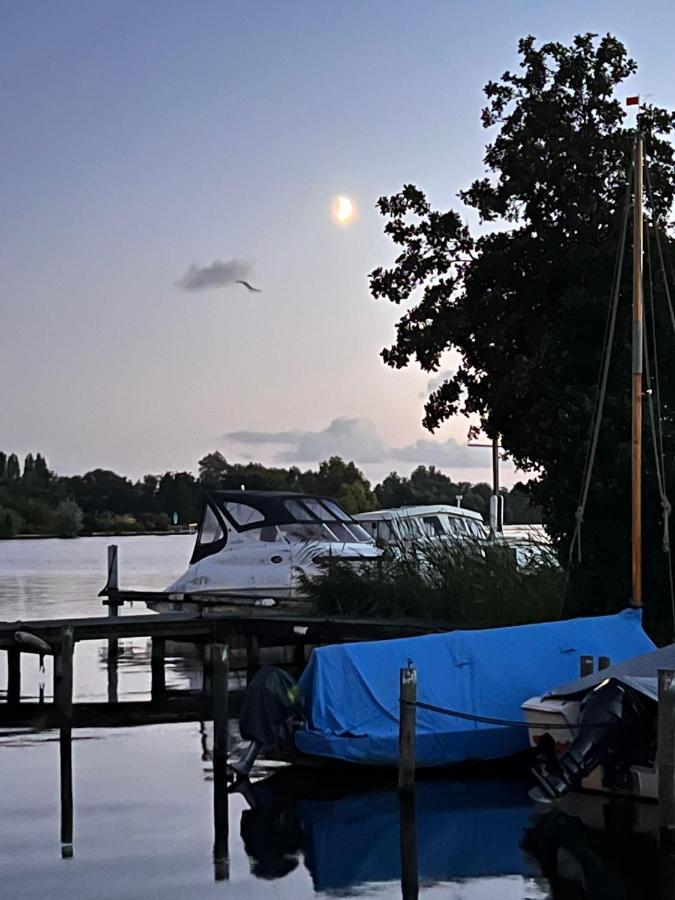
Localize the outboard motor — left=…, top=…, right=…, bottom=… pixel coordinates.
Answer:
left=231, top=666, right=303, bottom=779
left=532, top=678, right=654, bottom=799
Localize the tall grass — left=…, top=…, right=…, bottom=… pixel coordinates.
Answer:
left=302, top=539, right=566, bottom=628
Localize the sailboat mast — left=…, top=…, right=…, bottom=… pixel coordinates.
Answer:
left=631, top=132, right=644, bottom=607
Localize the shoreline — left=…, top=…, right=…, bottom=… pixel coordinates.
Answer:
left=0, top=530, right=196, bottom=541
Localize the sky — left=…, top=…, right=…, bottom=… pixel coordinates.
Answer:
left=1, top=0, right=673, bottom=487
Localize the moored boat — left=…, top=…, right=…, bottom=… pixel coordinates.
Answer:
left=151, top=490, right=380, bottom=613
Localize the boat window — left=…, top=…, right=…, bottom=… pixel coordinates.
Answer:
left=321, top=499, right=352, bottom=521
left=324, top=521, right=365, bottom=542
left=423, top=515, right=445, bottom=537
left=376, top=521, right=395, bottom=543
left=303, top=498, right=335, bottom=520
left=199, top=505, right=225, bottom=545
left=279, top=522, right=330, bottom=541
left=223, top=502, right=265, bottom=527
left=284, top=500, right=315, bottom=522
left=347, top=522, right=372, bottom=542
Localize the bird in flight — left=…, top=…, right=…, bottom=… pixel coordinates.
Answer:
left=236, top=280, right=262, bottom=293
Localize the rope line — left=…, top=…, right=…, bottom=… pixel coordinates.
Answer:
left=404, top=698, right=617, bottom=732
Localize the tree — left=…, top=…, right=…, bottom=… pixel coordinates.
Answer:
left=0, top=507, right=23, bottom=538
left=370, top=34, right=675, bottom=632
left=5, top=454, right=20, bottom=481
left=54, top=499, right=84, bottom=537
left=23, top=453, right=35, bottom=483
left=0, top=452, right=7, bottom=480
left=198, top=452, right=229, bottom=488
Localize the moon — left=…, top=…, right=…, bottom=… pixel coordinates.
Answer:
left=333, top=195, right=355, bottom=224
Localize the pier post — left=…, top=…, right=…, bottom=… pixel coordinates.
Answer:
left=106, top=545, right=121, bottom=678
left=398, top=665, right=417, bottom=791
left=398, top=790, right=419, bottom=900
left=211, top=644, right=229, bottom=880
left=245, top=635, right=260, bottom=684
left=580, top=655, right=594, bottom=677
left=56, top=626, right=74, bottom=858
left=659, top=669, right=675, bottom=842
left=107, top=544, right=119, bottom=592
left=7, top=648, right=20, bottom=706
left=151, top=638, right=166, bottom=701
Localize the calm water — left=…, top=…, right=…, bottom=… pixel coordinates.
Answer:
left=0, top=538, right=657, bottom=899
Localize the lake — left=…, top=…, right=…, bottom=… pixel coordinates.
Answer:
left=0, top=537, right=654, bottom=899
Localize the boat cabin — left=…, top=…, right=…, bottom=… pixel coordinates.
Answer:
left=164, top=491, right=380, bottom=600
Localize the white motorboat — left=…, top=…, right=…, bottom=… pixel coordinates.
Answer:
left=354, top=504, right=487, bottom=544
left=153, top=491, right=380, bottom=611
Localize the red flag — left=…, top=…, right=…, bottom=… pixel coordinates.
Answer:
left=626, top=96, right=640, bottom=106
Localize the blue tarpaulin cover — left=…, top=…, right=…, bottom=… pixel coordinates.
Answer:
left=295, top=609, right=654, bottom=766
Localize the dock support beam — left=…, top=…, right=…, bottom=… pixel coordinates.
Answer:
left=56, top=626, right=74, bottom=858
left=106, top=545, right=121, bottom=703
left=7, top=648, right=20, bottom=706
left=151, top=637, right=166, bottom=700
left=398, top=791, right=419, bottom=900
left=398, top=665, right=417, bottom=791
left=659, top=669, right=675, bottom=844
left=211, top=644, right=229, bottom=880
left=245, top=635, right=260, bottom=684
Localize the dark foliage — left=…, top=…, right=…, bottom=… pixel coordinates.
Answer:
left=370, top=34, right=675, bottom=636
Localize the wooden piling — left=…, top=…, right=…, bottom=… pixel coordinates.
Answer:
left=245, top=635, right=260, bottom=684
left=398, top=790, right=419, bottom=900
left=659, top=669, right=675, bottom=841
left=56, top=626, right=74, bottom=857
left=398, top=665, right=417, bottom=791
left=580, top=655, right=594, bottom=677
left=107, top=544, right=119, bottom=592
left=151, top=637, right=166, bottom=700
left=210, top=644, right=229, bottom=880
left=7, top=648, right=20, bottom=706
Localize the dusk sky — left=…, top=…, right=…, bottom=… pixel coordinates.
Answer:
left=1, top=1, right=671, bottom=486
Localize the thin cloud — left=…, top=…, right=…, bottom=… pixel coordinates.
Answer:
left=175, top=259, right=250, bottom=292
left=224, top=417, right=488, bottom=468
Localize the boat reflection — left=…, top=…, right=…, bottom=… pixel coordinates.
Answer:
left=237, top=770, right=539, bottom=892
left=523, top=795, right=662, bottom=900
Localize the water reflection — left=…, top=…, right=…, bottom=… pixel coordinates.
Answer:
left=237, top=770, right=540, bottom=893
left=524, top=796, right=662, bottom=900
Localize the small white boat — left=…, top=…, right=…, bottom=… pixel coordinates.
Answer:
left=153, top=491, right=380, bottom=611
left=522, top=644, right=671, bottom=801
left=354, top=504, right=487, bottom=544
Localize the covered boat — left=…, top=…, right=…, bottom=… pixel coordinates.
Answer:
left=159, top=491, right=380, bottom=607
left=293, top=609, right=654, bottom=767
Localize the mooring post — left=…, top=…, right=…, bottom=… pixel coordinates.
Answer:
left=151, top=637, right=166, bottom=701
left=7, top=647, right=20, bottom=706
left=211, top=644, right=229, bottom=880
left=106, top=544, right=121, bottom=664
left=245, top=635, right=260, bottom=684
left=398, top=790, right=419, bottom=900
left=398, top=664, right=417, bottom=791
left=580, top=655, right=594, bottom=677
left=56, top=626, right=74, bottom=858
left=659, top=670, right=675, bottom=843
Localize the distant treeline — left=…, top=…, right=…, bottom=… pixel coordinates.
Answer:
left=0, top=450, right=541, bottom=538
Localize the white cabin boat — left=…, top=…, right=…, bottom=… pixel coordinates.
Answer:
left=155, top=491, right=380, bottom=611
left=354, top=504, right=487, bottom=544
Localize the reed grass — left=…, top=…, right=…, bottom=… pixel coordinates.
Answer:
left=302, top=539, right=566, bottom=628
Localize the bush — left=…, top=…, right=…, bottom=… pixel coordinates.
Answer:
left=54, top=500, right=84, bottom=537
left=0, top=507, right=24, bottom=538
left=301, top=538, right=566, bottom=628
